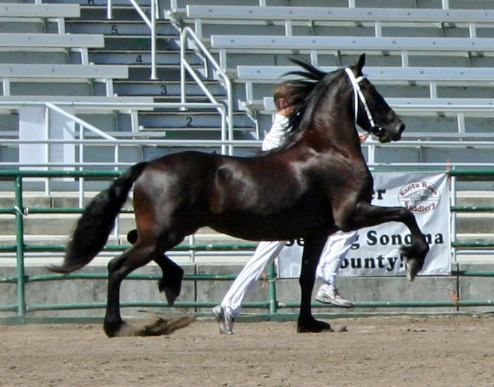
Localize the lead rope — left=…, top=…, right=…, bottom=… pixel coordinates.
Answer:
left=344, top=67, right=376, bottom=129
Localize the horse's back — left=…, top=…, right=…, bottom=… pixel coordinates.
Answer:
left=134, top=151, right=220, bottom=199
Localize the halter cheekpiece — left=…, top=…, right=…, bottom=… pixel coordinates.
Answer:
left=344, top=67, right=383, bottom=137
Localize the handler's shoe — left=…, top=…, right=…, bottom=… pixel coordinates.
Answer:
left=212, top=305, right=234, bottom=335
left=316, top=285, right=353, bottom=308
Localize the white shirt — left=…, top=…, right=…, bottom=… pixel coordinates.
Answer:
left=261, top=114, right=289, bottom=151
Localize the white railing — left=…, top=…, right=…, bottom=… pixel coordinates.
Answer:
left=106, top=0, right=159, bottom=79
left=46, top=103, right=116, bottom=141
left=0, top=100, right=233, bottom=170
left=4, top=138, right=494, bottom=170
left=180, top=27, right=234, bottom=155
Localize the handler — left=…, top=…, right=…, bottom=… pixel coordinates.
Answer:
left=213, top=82, right=367, bottom=335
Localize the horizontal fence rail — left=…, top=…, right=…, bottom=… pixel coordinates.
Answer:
left=1, top=169, right=494, bottom=324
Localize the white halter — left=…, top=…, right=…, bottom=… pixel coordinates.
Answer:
left=344, top=67, right=378, bottom=131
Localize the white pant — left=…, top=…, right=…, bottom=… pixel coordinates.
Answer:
left=221, top=230, right=358, bottom=316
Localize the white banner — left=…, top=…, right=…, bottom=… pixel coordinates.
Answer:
left=278, top=172, right=451, bottom=278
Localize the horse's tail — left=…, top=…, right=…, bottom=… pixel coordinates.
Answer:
left=49, top=162, right=149, bottom=274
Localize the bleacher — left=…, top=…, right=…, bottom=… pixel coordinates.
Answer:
left=166, top=0, right=494, bottom=252
left=0, top=0, right=493, bottom=322
left=0, top=0, right=493, bottom=257
left=1, top=0, right=493, bottom=165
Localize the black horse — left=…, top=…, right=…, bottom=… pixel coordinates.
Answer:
left=51, top=54, right=429, bottom=337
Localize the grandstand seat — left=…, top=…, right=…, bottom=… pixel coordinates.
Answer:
left=0, top=32, right=103, bottom=48
left=187, top=5, right=494, bottom=24
left=186, top=5, right=494, bottom=38
left=0, top=3, right=80, bottom=18
left=259, top=95, right=494, bottom=114
left=0, top=32, right=105, bottom=65
left=0, top=95, right=155, bottom=113
left=237, top=65, right=494, bottom=83
left=236, top=65, right=494, bottom=101
left=0, top=64, right=129, bottom=96
left=0, top=3, right=80, bottom=34
left=254, top=95, right=494, bottom=140
left=211, top=35, right=494, bottom=69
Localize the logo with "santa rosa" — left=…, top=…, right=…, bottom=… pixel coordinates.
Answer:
left=398, top=181, right=440, bottom=214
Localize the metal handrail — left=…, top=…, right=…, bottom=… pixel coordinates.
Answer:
left=0, top=100, right=230, bottom=170
left=46, top=103, right=116, bottom=141
left=180, top=26, right=234, bottom=155
left=1, top=169, right=494, bottom=323
left=106, top=0, right=158, bottom=79
left=2, top=137, right=494, bottom=169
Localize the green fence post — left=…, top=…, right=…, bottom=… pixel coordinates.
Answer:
left=15, top=175, right=26, bottom=322
left=267, top=262, right=278, bottom=314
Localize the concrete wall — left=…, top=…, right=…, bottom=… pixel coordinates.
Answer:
left=1, top=262, right=493, bottom=323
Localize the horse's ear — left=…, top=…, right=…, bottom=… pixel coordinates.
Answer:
left=357, top=53, right=366, bottom=73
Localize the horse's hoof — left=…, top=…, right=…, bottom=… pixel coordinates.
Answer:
left=103, top=319, right=127, bottom=338
left=159, top=266, right=184, bottom=306
left=401, top=242, right=429, bottom=281
left=126, top=229, right=138, bottom=244
left=405, top=259, right=420, bottom=282
left=297, top=318, right=333, bottom=333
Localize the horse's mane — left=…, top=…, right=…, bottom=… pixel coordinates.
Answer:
left=275, top=59, right=342, bottom=151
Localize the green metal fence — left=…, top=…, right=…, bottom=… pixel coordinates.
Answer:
left=1, top=169, right=494, bottom=325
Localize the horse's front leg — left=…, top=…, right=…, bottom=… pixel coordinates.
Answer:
left=351, top=203, right=430, bottom=281
left=297, top=235, right=333, bottom=333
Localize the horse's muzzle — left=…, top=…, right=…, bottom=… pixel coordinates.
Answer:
left=374, top=121, right=405, bottom=143
left=394, top=122, right=406, bottom=141
left=370, top=126, right=383, bottom=137
left=398, top=122, right=406, bottom=136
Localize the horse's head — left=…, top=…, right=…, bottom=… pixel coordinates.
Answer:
left=281, top=56, right=405, bottom=148
left=347, top=54, right=405, bottom=143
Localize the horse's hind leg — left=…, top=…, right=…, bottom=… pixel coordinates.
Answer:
left=104, top=236, right=183, bottom=338
left=127, top=229, right=184, bottom=306
left=104, top=243, right=156, bottom=337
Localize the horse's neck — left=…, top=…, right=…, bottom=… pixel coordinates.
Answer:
left=309, top=108, right=364, bottom=157
left=311, top=82, right=363, bottom=151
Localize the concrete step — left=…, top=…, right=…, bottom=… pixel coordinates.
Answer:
left=0, top=192, right=127, bottom=209
left=2, top=190, right=493, bottom=208
left=0, top=50, right=68, bottom=64
left=66, top=19, right=176, bottom=36
left=0, top=230, right=251, bottom=247
left=138, top=110, right=256, bottom=128
left=455, top=214, right=494, bottom=234
left=89, top=50, right=200, bottom=67
left=114, top=80, right=225, bottom=97
left=0, top=17, right=45, bottom=33
left=79, top=5, right=147, bottom=21
left=456, top=191, right=494, bottom=206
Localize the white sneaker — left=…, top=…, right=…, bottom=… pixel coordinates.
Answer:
left=212, top=305, right=234, bottom=335
left=316, top=285, right=353, bottom=308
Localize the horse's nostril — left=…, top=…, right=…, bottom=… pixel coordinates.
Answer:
left=399, top=123, right=406, bottom=134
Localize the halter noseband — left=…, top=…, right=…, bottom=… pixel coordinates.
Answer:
left=344, top=67, right=383, bottom=137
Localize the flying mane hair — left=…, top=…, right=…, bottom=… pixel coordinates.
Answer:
left=276, top=58, right=342, bottom=150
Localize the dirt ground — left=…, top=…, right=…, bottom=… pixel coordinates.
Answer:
left=0, top=314, right=493, bottom=387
